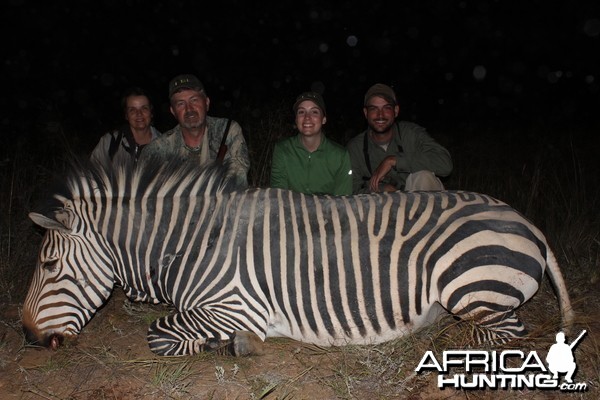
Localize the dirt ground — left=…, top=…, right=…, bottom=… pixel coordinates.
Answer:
left=1, top=277, right=599, bottom=399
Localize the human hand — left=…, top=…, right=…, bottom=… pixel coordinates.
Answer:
left=369, top=156, right=396, bottom=192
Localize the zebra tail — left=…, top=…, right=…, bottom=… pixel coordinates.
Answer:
left=545, top=248, right=575, bottom=331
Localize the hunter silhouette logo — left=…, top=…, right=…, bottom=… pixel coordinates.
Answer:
left=415, top=330, right=588, bottom=392
left=546, top=330, right=586, bottom=384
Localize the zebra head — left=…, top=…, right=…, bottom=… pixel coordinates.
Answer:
left=23, top=202, right=115, bottom=351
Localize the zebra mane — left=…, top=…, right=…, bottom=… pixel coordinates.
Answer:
left=39, top=155, right=240, bottom=212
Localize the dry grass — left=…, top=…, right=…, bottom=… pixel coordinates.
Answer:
left=3, top=279, right=599, bottom=398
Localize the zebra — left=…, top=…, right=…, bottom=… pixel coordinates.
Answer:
left=22, top=157, right=574, bottom=356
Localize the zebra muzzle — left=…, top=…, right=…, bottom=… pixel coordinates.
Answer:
left=22, top=326, right=64, bottom=351
left=49, top=333, right=63, bottom=351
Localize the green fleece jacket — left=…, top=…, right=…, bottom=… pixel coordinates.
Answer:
left=347, top=121, right=453, bottom=194
left=270, top=134, right=352, bottom=196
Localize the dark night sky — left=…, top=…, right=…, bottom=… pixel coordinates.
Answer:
left=2, top=0, right=599, bottom=154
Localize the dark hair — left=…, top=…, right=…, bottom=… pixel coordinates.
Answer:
left=120, top=87, right=153, bottom=112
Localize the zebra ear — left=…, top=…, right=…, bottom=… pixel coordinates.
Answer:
left=29, top=210, right=73, bottom=232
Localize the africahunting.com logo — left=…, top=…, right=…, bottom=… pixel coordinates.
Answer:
left=415, top=330, right=588, bottom=392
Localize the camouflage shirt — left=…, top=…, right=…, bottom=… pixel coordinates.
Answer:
left=141, top=116, right=250, bottom=188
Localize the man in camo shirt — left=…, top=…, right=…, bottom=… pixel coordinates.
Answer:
left=141, top=74, right=250, bottom=187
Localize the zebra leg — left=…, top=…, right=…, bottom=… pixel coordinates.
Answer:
left=229, top=330, right=264, bottom=356
left=457, top=308, right=528, bottom=345
left=147, top=312, right=227, bottom=356
left=147, top=309, right=266, bottom=356
left=475, top=310, right=528, bottom=344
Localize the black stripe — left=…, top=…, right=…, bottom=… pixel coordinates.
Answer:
left=446, top=280, right=525, bottom=312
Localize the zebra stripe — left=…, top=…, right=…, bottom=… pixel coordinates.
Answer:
left=22, top=159, right=573, bottom=355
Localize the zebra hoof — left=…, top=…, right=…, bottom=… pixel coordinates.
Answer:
left=231, top=330, right=264, bottom=356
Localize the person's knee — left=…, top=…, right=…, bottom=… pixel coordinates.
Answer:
left=405, top=170, right=445, bottom=191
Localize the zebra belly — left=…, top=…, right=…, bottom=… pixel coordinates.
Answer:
left=264, top=302, right=447, bottom=346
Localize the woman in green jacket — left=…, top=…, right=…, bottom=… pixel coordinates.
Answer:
left=270, top=92, right=352, bottom=196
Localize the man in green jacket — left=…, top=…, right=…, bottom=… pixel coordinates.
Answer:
left=270, top=91, right=352, bottom=196
left=347, top=83, right=452, bottom=194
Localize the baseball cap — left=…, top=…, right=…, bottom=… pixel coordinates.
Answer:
left=364, top=83, right=397, bottom=106
left=168, top=74, right=204, bottom=98
left=293, top=91, right=326, bottom=115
